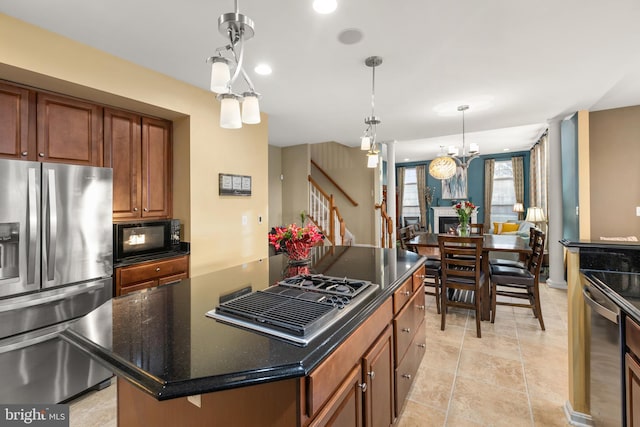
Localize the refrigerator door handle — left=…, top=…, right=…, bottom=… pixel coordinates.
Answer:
left=46, top=169, right=57, bottom=282
left=0, top=280, right=106, bottom=313
left=27, top=168, right=38, bottom=285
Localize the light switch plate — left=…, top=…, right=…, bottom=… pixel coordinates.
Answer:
left=636, top=206, right=640, bottom=216
left=242, top=215, right=248, bottom=225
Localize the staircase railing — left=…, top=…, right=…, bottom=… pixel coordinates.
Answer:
left=308, top=175, right=348, bottom=246
left=310, top=159, right=359, bottom=207
left=375, top=200, right=394, bottom=248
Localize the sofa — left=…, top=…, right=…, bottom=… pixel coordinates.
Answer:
left=490, top=220, right=536, bottom=238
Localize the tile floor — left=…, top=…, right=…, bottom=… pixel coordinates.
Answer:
left=69, top=282, right=571, bottom=427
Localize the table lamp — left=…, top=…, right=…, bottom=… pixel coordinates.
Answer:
left=525, top=207, right=546, bottom=230
left=513, top=202, right=524, bottom=220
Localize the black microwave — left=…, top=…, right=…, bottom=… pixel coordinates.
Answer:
left=113, top=219, right=181, bottom=262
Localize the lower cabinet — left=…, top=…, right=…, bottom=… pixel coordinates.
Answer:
left=115, top=255, right=189, bottom=296
left=627, top=316, right=640, bottom=426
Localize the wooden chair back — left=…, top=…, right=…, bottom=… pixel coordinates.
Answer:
left=470, top=223, right=484, bottom=235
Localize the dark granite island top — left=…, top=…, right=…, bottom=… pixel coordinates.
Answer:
left=62, top=246, right=425, bottom=401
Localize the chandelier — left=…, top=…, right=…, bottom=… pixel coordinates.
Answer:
left=360, top=56, right=382, bottom=168
left=207, top=0, right=260, bottom=129
left=429, top=105, right=479, bottom=179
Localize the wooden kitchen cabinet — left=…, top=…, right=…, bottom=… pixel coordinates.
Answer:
left=363, top=325, right=394, bottom=427
left=36, top=92, right=103, bottom=166
left=309, top=363, right=364, bottom=427
left=106, top=109, right=172, bottom=221
left=0, top=81, right=34, bottom=160
left=115, top=255, right=188, bottom=296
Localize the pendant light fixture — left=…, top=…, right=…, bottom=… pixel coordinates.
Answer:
left=207, top=0, right=261, bottom=129
left=429, top=104, right=480, bottom=179
left=361, top=56, right=382, bottom=168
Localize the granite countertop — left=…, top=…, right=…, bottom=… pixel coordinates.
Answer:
left=63, top=246, right=425, bottom=401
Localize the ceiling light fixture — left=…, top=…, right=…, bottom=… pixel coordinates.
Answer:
left=361, top=56, right=382, bottom=168
left=207, top=0, right=261, bottom=129
left=429, top=105, right=480, bottom=179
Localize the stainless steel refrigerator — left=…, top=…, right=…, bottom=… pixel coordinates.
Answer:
left=0, top=159, right=114, bottom=404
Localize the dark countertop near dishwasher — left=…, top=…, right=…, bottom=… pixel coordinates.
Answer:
left=62, top=246, right=425, bottom=401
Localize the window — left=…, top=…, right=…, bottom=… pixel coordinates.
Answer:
left=402, top=167, right=420, bottom=224
left=490, top=160, right=518, bottom=223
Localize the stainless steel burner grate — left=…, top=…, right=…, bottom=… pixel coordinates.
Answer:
left=214, top=291, right=337, bottom=336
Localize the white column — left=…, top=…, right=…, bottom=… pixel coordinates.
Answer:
left=386, top=140, right=397, bottom=247
left=546, top=118, right=567, bottom=289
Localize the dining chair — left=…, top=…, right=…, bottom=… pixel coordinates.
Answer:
left=469, top=223, right=484, bottom=235
left=438, top=235, right=484, bottom=338
left=422, top=258, right=441, bottom=313
left=489, top=226, right=536, bottom=269
left=489, top=229, right=546, bottom=330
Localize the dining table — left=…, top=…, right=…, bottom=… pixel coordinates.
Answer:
left=407, top=232, right=533, bottom=320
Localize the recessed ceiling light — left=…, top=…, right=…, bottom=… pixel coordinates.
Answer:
left=503, top=148, right=510, bottom=151
left=254, top=64, right=272, bottom=75
left=313, top=0, right=337, bottom=14
left=404, top=158, right=410, bottom=162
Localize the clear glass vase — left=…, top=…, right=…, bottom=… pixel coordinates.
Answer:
left=457, top=220, right=470, bottom=237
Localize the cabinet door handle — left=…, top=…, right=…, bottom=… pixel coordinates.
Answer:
left=417, top=274, right=426, bottom=279
left=418, top=343, right=426, bottom=349
left=368, top=370, right=375, bottom=379
left=21, top=151, right=28, bottom=156
left=403, top=290, right=410, bottom=296
left=401, top=374, right=412, bottom=380
left=417, top=305, right=425, bottom=310
left=155, top=267, right=161, bottom=272
left=143, top=208, right=149, bottom=212
left=358, top=383, right=367, bottom=393
left=39, top=152, right=45, bottom=157
left=402, top=327, right=411, bottom=333
left=133, top=207, right=138, bottom=212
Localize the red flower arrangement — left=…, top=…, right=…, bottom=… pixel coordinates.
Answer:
left=268, top=223, right=323, bottom=260
left=453, top=201, right=476, bottom=224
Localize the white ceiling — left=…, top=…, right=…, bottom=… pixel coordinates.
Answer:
left=3, top=1, right=640, bottom=162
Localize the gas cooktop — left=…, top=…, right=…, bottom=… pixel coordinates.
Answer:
left=206, top=275, right=378, bottom=346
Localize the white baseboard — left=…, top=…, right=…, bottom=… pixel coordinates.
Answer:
left=546, top=278, right=568, bottom=289
left=564, top=401, right=593, bottom=426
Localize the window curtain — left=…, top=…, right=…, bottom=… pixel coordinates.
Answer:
left=511, top=156, right=525, bottom=217
left=416, top=165, right=427, bottom=230
left=529, top=132, right=549, bottom=220
left=397, top=167, right=405, bottom=224
left=483, top=159, right=495, bottom=232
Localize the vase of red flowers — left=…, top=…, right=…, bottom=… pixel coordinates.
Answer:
left=453, top=201, right=476, bottom=237
left=268, top=222, right=323, bottom=264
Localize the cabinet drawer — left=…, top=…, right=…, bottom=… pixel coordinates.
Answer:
left=394, top=289, right=426, bottom=363
left=412, top=265, right=426, bottom=293
left=120, top=280, right=157, bottom=296
left=119, top=255, right=188, bottom=286
left=627, top=317, right=640, bottom=358
left=395, top=320, right=426, bottom=413
left=393, top=277, right=413, bottom=314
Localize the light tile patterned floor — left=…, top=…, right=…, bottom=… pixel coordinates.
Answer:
left=69, top=282, right=571, bottom=427
left=398, top=281, right=572, bottom=427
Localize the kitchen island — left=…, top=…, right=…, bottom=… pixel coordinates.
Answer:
left=62, top=246, right=427, bottom=426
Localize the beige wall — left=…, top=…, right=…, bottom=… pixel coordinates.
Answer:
left=589, top=106, right=640, bottom=239
left=310, top=142, right=376, bottom=246
left=281, top=144, right=310, bottom=225
left=0, top=14, right=269, bottom=277
left=268, top=145, right=283, bottom=229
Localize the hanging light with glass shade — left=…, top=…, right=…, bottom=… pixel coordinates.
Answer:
left=207, top=0, right=261, bottom=129
left=359, top=56, right=383, bottom=168
left=429, top=105, right=480, bottom=179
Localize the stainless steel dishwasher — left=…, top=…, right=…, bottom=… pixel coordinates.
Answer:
left=583, top=280, right=624, bottom=426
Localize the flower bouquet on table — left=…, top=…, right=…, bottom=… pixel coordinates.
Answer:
left=453, top=201, right=476, bottom=236
left=268, top=222, right=324, bottom=262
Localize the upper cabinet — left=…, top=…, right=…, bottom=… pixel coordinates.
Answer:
left=106, top=109, right=172, bottom=221
left=36, top=92, right=103, bottom=166
left=0, top=82, right=103, bottom=166
left=0, top=81, right=34, bottom=160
